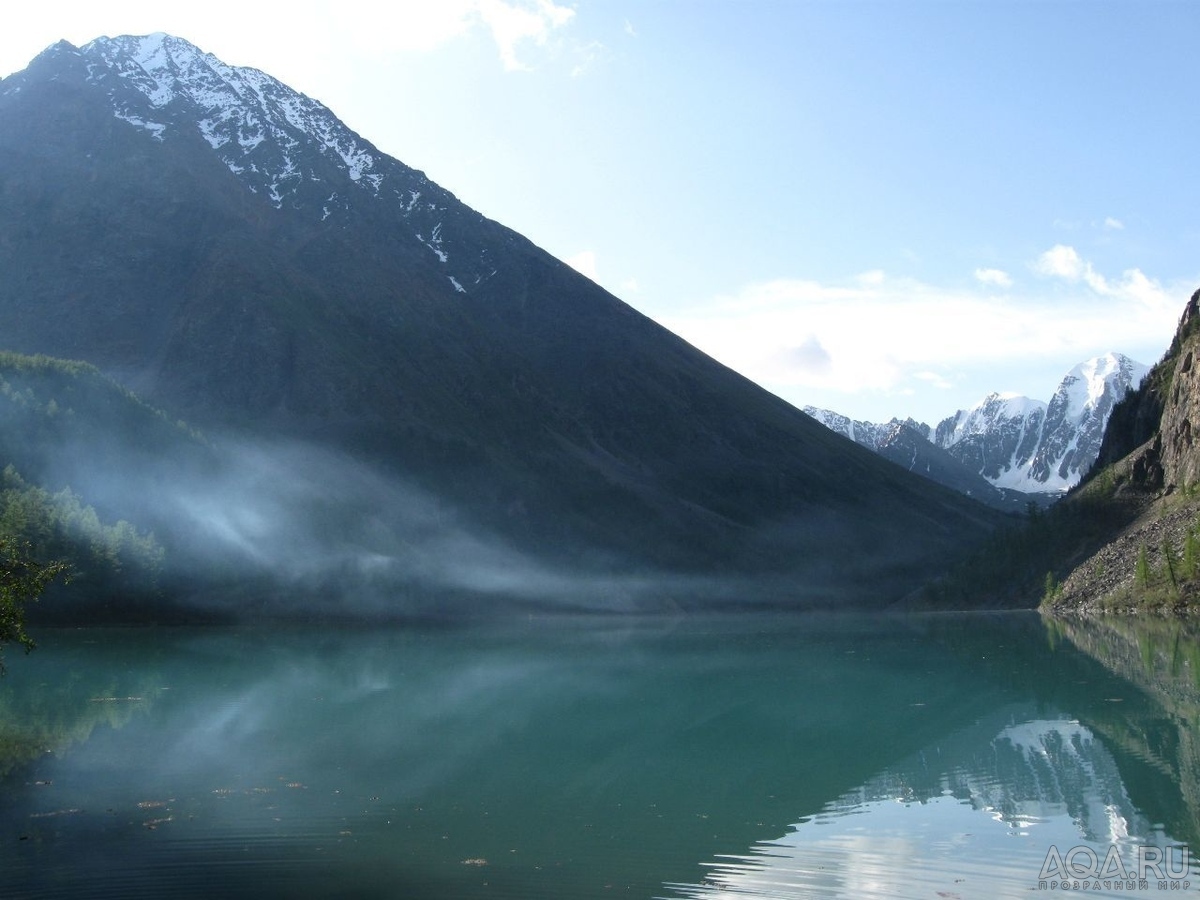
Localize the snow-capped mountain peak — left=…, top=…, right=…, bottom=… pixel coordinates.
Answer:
left=937, top=352, right=1147, bottom=492
left=807, top=352, right=1148, bottom=498
left=1062, top=351, right=1142, bottom=421
left=801, top=409, right=929, bottom=450
left=17, top=33, right=498, bottom=293
left=80, top=33, right=386, bottom=203
left=937, top=392, right=1047, bottom=446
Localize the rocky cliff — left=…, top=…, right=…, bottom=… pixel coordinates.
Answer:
left=1044, top=288, right=1200, bottom=613
left=1157, top=294, right=1200, bottom=489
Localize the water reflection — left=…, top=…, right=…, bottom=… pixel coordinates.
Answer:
left=0, top=614, right=1197, bottom=899
left=1045, top=615, right=1200, bottom=847
left=0, top=638, right=162, bottom=778
left=665, top=614, right=1200, bottom=900
left=661, top=715, right=1181, bottom=899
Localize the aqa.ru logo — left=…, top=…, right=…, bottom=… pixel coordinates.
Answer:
left=1038, top=844, right=1192, bottom=891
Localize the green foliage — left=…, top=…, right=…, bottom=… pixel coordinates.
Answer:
left=1042, top=571, right=1063, bottom=604
left=1163, top=537, right=1179, bottom=592
left=1139, top=628, right=1158, bottom=673
left=926, top=474, right=1134, bottom=609
left=1087, top=465, right=1118, bottom=498
left=1184, top=529, right=1199, bottom=581
left=1136, top=545, right=1151, bottom=588
left=0, top=538, right=67, bottom=673
left=924, top=435, right=1200, bottom=611
left=0, top=351, right=191, bottom=624
left=0, top=643, right=158, bottom=775
left=0, top=465, right=164, bottom=604
left=1106, top=540, right=1193, bottom=612
left=0, top=352, right=206, bottom=491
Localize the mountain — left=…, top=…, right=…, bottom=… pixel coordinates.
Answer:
left=805, top=352, right=1147, bottom=508
left=802, top=409, right=1037, bottom=512
left=0, top=34, right=1004, bottom=612
left=1041, top=290, right=1200, bottom=613
left=913, top=289, right=1200, bottom=612
left=934, top=352, right=1148, bottom=493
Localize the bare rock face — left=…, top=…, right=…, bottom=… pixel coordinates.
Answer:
left=1160, top=291, right=1200, bottom=491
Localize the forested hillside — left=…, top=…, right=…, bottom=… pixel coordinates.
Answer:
left=0, top=352, right=190, bottom=620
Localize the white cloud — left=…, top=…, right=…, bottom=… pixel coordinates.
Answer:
left=914, top=371, right=954, bottom=390
left=657, top=266, right=1184, bottom=417
left=0, top=1, right=581, bottom=81
left=269, top=0, right=577, bottom=71
left=1054, top=217, right=1125, bottom=234
left=566, top=250, right=598, bottom=281
left=779, top=336, right=833, bottom=377
left=1112, top=266, right=1175, bottom=310
left=974, top=268, right=1013, bottom=288
left=1034, top=244, right=1174, bottom=311
left=1034, top=244, right=1084, bottom=280
left=570, top=40, right=608, bottom=78
left=352, top=2, right=480, bottom=53
left=477, top=0, right=576, bottom=71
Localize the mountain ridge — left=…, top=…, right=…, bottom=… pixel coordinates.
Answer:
left=802, top=409, right=1036, bottom=512
left=805, top=351, right=1147, bottom=507
left=907, top=290, right=1200, bottom=612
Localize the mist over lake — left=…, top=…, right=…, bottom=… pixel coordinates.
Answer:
left=2, top=612, right=1195, bottom=899
left=2, top=22, right=1200, bottom=900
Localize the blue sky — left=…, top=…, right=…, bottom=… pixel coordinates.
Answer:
left=2, top=1, right=1198, bottom=425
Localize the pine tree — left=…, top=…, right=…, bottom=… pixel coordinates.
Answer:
left=1042, top=571, right=1062, bottom=604
left=1163, top=537, right=1179, bottom=592
left=1136, top=545, right=1151, bottom=589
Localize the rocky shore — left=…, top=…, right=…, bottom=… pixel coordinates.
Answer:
left=1045, top=488, right=1200, bottom=615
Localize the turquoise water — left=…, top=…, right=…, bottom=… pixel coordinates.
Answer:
left=0, top=613, right=1195, bottom=898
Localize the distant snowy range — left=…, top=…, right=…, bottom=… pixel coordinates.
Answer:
left=805, top=352, right=1148, bottom=512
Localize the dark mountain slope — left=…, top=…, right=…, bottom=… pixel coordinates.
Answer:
left=0, top=36, right=1004, bottom=605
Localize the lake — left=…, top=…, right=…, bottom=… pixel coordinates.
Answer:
left=1, top=611, right=1196, bottom=898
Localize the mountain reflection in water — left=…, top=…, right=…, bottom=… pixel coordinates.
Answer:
left=0, top=613, right=1196, bottom=899
left=662, top=715, right=1179, bottom=899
